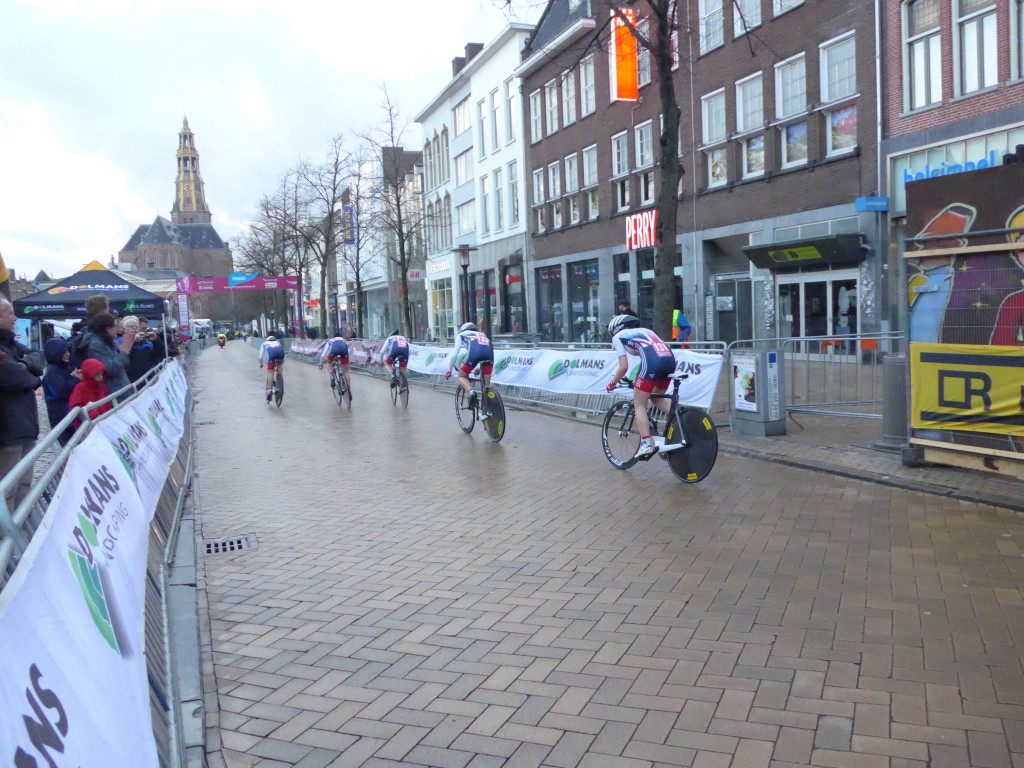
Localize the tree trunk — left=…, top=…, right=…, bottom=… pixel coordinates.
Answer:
left=319, top=266, right=328, bottom=337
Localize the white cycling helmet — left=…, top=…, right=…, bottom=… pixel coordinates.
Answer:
left=608, top=314, right=640, bottom=337
left=460, top=322, right=478, bottom=332
left=266, top=334, right=276, bottom=341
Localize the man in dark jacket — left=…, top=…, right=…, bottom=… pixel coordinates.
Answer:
left=126, top=317, right=166, bottom=383
left=0, top=298, right=44, bottom=509
left=42, top=338, right=81, bottom=446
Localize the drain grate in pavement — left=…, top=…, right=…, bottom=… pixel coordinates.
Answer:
left=203, top=535, right=255, bottom=555
left=194, top=421, right=215, bottom=426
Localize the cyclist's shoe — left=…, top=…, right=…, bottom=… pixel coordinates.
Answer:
left=265, top=389, right=272, bottom=403
left=467, top=391, right=478, bottom=409
left=389, top=379, right=397, bottom=388
left=634, top=441, right=657, bottom=460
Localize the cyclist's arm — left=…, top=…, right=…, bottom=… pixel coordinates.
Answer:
left=605, top=337, right=629, bottom=390
left=446, top=336, right=465, bottom=373
left=319, top=344, right=330, bottom=364
left=257, top=342, right=268, bottom=364
left=378, top=338, right=392, bottom=363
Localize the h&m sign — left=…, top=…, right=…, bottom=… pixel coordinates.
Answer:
left=625, top=209, right=657, bottom=250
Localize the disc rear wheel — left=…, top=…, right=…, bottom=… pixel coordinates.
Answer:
left=601, top=400, right=640, bottom=468
left=274, top=372, right=284, bottom=407
left=398, top=371, right=409, bottom=408
left=666, top=408, right=718, bottom=483
left=481, top=388, right=505, bottom=442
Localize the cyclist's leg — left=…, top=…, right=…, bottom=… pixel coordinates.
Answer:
left=342, top=362, right=351, bottom=390
left=457, top=365, right=473, bottom=395
left=633, top=389, right=654, bottom=438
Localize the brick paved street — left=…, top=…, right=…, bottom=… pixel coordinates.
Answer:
left=195, top=343, right=1024, bottom=768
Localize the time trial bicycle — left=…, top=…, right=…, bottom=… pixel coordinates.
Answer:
left=330, top=358, right=351, bottom=408
left=454, top=371, right=505, bottom=442
left=389, top=367, right=409, bottom=408
left=270, top=365, right=284, bottom=408
left=601, top=372, right=718, bottom=482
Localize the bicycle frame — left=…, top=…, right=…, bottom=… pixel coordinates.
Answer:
left=615, top=374, right=689, bottom=453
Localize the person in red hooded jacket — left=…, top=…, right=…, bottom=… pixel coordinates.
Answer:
left=68, top=358, right=114, bottom=427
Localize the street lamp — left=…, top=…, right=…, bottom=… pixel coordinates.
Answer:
left=452, top=245, right=477, bottom=329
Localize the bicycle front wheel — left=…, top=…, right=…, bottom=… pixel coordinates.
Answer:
left=455, top=388, right=475, bottom=433
left=666, top=408, right=718, bottom=483
left=398, top=371, right=409, bottom=408
left=275, top=372, right=284, bottom=407
left=601, top=400, right=640, bottom=469
left=481, top=388, right=505, bottom=442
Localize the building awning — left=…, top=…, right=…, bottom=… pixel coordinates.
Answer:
left=742, top=234, right=865, bottom=270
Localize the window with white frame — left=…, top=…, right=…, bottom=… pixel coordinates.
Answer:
left=734, top=0, right=761, bottom=36
left=532, top=168, right=545, bottom=206
left=548, top=161, right=561, bottom=200
left=821, top=33, right=857, bottom=102
left=707, top=147, right=727, bottom=187
left=582, top=144, right=598, bottom=188
left=569, top=194, right=581, bottom=224
left=702, top=89, right=726, bottom=144
left=775, top=55, right=806, bottom=118
left=774, top=0, right=803, bottom=15
left=1017, top=0, right=1024, bottom=79
left=480, top=175, right=490, bottom=233
left=635, top=121, right=654, bottom=167
left=456, top=200, right=475, bottom=235
left=906, top=0, right=942, bottom=109
left=564, top=153, right=580, bottom=193
left=736, top=74, right=763, bottom=132
left=490, top=90, right=500, bottom=151
left=454, top=150, right=472, bottom=186
left=826, top=104, right=857, bottom=155
left=493, top=169, right=504, bottom=230
left=743, top=135, right=765, bottom=177
left=545, top=79, right=560, bottom=135
left=477, top=100, right=487, bottom=158
left=504, top=79, right=516, bottom=142
left=957, top=0, right=997, bottom=94
left=581, top=56, right=596, bottom=115
left=671, top=30, right=680, bottom=69
left=611, top=131, right=630, bottom=177
left=639, top=170, right=654, bottom=205
left=638, top=20, right=652, bottom=86
left=529, top=90, right=543, bottom=143
left=508, top=160, right=520, bottom=224
left=614, top=177, right=631, bottom=210
left=781, top=121, right=809, bottom=167
left=699, top=0, right=725, bottom=54
left=535, top=206, right=547, bottom=233
left=552, top=200, right=563, bottom=228
left=453, top=98, right=471, bottom=135
left=562, top=70, right=577, bottom=126
left=441, top=130, right=450, bottom=181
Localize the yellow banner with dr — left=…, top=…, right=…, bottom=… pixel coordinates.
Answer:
left=910, top=342, right=1024, bottom=435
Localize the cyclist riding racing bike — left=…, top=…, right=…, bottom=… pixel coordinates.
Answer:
left=217, top=332, right=227, bottom=349
left=377, top=329, right=409, bottom=390
left=258, top=334, right=285, bottom=402
left=443, top=322, right=494, bottom=411
left=318, top=333, right=352, bottom=399
left=604, top=314, right=677, bottom=459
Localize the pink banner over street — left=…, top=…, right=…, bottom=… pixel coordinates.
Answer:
left=175, top=274, right=299, bottom=293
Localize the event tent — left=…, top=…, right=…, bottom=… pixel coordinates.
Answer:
left=13, top=260, right=166, bottom=318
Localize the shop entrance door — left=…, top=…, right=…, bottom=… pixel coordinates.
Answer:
left=712, top=275, right=753, bottom=344
left=776, top=269, right=858, bottom=354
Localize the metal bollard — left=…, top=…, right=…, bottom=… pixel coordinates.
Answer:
left=880, top=353, right=909, bottom=447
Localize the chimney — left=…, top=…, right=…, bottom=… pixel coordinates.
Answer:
left=465, top=43, right=484, bottom=63
left=452, top=56, right=466, bottom=76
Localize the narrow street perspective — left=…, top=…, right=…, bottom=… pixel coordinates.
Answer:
left=197, top=344, right=1024, bottom=768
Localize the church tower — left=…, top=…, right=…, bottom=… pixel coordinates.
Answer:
left=171, top=116, right=212, bottom=225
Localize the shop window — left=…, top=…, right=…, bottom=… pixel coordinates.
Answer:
left=636, top=249, right=655, bottom=328
left=502, top=265, right=526, bottom=334
left=536, top=265, right=564, bottom=341
left=568, top=260, right=601, bottom=342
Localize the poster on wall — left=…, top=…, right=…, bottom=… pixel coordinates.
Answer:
left=733, top=355, right=758, bottom=412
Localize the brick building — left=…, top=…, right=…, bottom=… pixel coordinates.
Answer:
left=519, top=0, right=883, bottom=344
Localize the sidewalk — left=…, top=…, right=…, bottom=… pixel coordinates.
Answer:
left=195, top=344, right=1024, bottom=768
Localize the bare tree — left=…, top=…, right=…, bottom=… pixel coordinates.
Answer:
left=358, top=88, right=427, bottom=338
left=337, top=146, right=377, bottom=338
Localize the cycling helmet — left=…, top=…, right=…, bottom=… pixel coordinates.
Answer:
left=460, top=322, right=478, bottom=332
left=266, top=334, right=276, bottom=341
left=391, top=329, right=400, bottom=337
left=608, top=314, right=640, bottom=337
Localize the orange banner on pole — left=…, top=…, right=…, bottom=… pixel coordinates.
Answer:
left=611, top=9, right=638, bottom=102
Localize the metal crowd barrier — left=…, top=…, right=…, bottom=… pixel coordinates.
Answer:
left=0, top=357, right=195, bottom=768
left=726, top=332, right=904, bottom=420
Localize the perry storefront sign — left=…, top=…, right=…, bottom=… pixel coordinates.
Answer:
left=0, top=363, right=188, bottom=768
left=910, top=342, right=1024, bottom=436
left=290, top=340, right=724, bottom=408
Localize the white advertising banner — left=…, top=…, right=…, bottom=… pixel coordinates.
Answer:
left=0, top=362, right=190, bottom=768
left=0, top=433, right=159, bottom=768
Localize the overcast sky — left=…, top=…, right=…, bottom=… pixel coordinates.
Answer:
left=0, top=0, right=542, bottom=280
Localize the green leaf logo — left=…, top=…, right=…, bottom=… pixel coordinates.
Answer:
left=68, top=550, right=120, bottom=653
left=548, top=360, right=567, bottom=379
left=494, top=356, right=511, bottom=375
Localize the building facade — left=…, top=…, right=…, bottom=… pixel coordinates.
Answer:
left=519, top=0, right=882, bottom=345
left=416, top=24, right=533, bottom=342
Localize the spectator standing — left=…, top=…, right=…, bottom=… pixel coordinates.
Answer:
left=68, top=359, right=113, bottom=427
left=0, top=298, right=45, bottom=509
left=42, top=338, right=81, bottom=446
left=79, top=312, right=134, bottom=395
left=126, top=317, right=165, bottom=383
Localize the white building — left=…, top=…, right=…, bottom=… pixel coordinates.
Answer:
left=416, top=23, right=532, bottom=342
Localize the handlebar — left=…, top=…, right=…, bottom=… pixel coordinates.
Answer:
left=611, top=371, right=690, bottom=391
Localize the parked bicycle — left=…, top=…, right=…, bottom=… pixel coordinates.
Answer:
left=601, top=372, right=718, bottom=482
left=389, top=367, right=408, bottom=408
left=454, top=370, right=505, bottom=442
left=330, top=358, right=351, bottom=408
